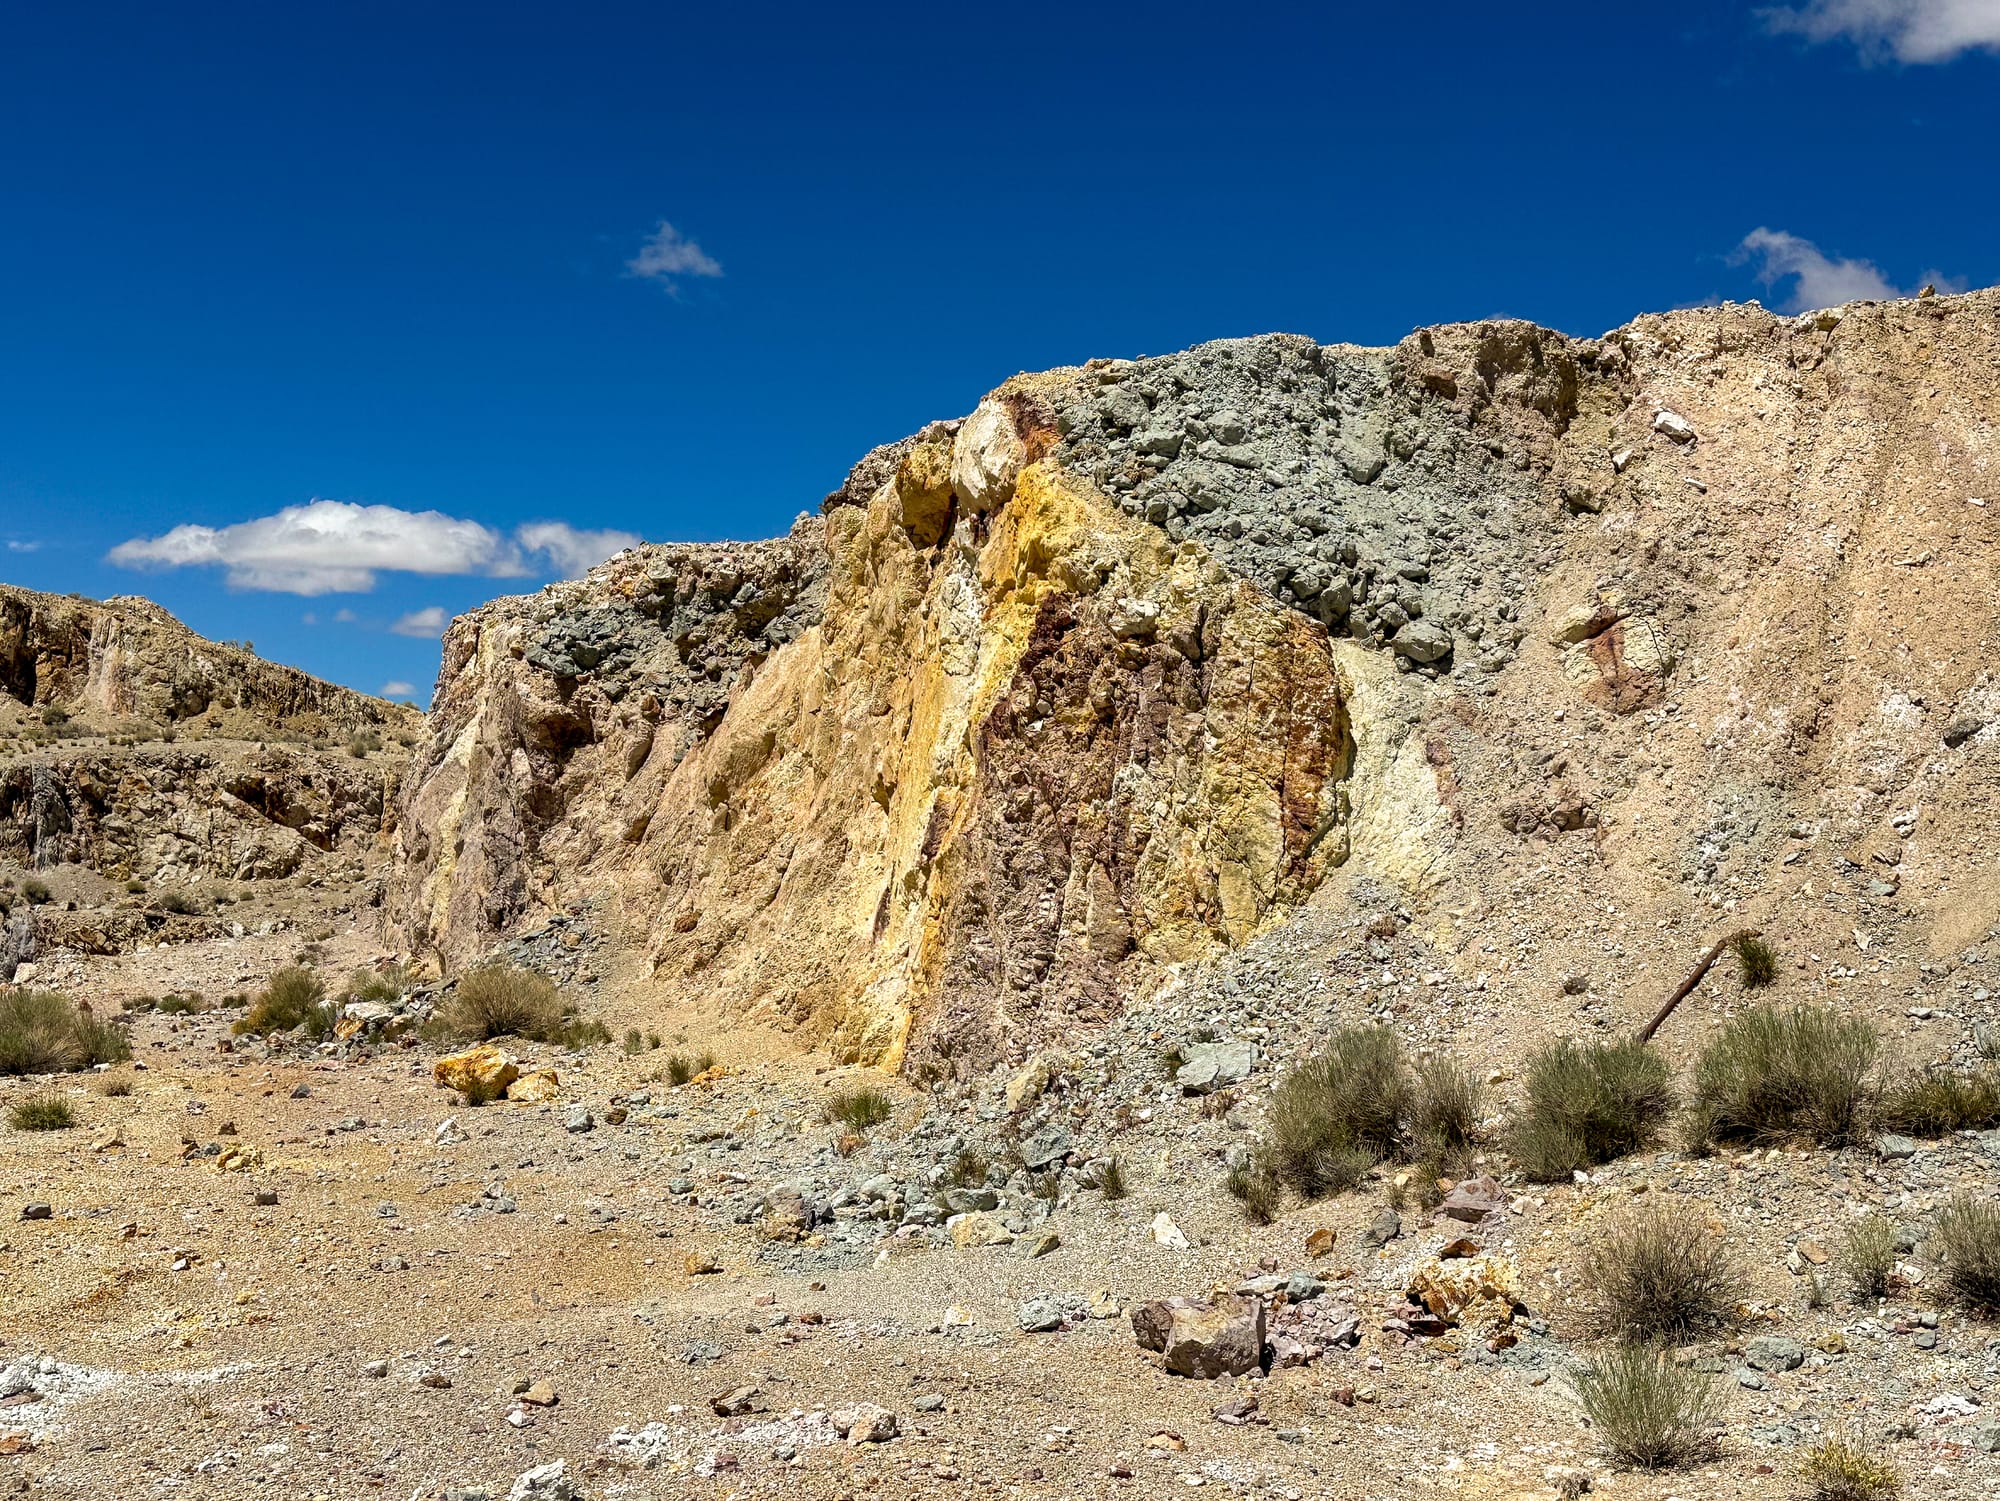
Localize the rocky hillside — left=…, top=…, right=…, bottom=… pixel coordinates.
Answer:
left=1, top=587, right=419, bottom=974
left=391, top=289, right=2000, bottom=1078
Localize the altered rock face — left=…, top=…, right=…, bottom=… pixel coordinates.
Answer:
left=393, top=289, right=2000, bottom=1072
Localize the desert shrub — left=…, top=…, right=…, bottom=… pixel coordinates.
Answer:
left=235, top=966, right=335, bottom=1037
left=1582, top=1200, right=1737, bottom=1340
left=823, top=1085, right=892, bottom=1130
left=1097, top=1155, right=1127, bottom=1200
left=0, top=990, right=131, bottom=1074
left=97, top=1074, right=134, bottom=1098
left=22, top=878, right=51, bottom=905
left=1264, top=1026, right=1412, bottom=1197
left=1684, top=1006, right=1877, bottom=1149
left=347, top=729, right=382, bottom=758
left=39, top=705, right=69, bottom=728
left=123, top=879, right=146, bottom=895
left=549, top=1017, right=611, bottom=1048
left=1838, top=1214, right=1899, bottom=1301
left=431, top=965, right=565, bottom=1042
left=154, top=888, right=203, bottom=916
left=1509, top=1038, right=1674, bottom=1182
left=622, top=1027, right=644, bottom=1055
left=1873, top=1069, right=2000, bottom=1136
left=341, top=964, right=411, bottom=1005
left=946, top=1146, right=989, bottom=1188
left=1570, top=1345, right=1722, bottom=1469
left=665, top=1052, right=698, bottom=1086
left=1798, top=1434, right=1899, bottom=1501
left=1225, top=1161, right=1281, bottom=1224
left=9, top=1091, right=76, bottom=1131
left=1410, top=1055, right=1482, bottom=1168
left=1731, top=932, right=1778, bottom=988
left=1931, top=1194, right=2000, bottom=1311
left=155, top=992, right=206, bottom=1016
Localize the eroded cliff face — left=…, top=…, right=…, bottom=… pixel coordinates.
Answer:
left=0, top=587, right=416, bottom=889
left=393, top=290, right=2000, bottom=1074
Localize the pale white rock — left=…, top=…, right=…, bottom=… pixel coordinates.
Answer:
left=1151, top=1211, right=1190, bottom=1250
left=1652, top=409, right=1696, bottom=443
left=950, top=399, right=1026, bottom=512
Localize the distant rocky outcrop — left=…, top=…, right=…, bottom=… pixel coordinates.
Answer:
left=387, top=290, right=1999, bottom=1075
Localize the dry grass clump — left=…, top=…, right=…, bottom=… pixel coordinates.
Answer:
left=1509, top=1038, right=1673, bottom=1182
left=0, top=990, right=131, bottom=1075
left=664, top=1049, right=716, bottom=1086
left=1930, top=1194, right=2000, bottom=1312
left=823, top=1085, right=892, bottom=1131
left=9, top=1090, right=76, bottom=1131
left=424, top=964, right=604, bottom=1046
left=1797, top=1434, right=1900, bottom=1501
left=1096, top=1156, right=1127, bottom=1200
left=1837, top=1213, right=1899, bottom=1301
left=1582, top=1199, right=1738, bottom=1341
left=1225, top=1161, right=1282, bottom=1223
left=234, top=966, right=337, bottom=1039
left=1569, top=1344, right=1722, bottom=1469
left=1731, top=931, right=1779, bottom=988
left=1684, top=1005, right=1877, bottom=1149
left=1263, top=1028, right=1398, bottom=1195
left=1873, top=1069, right=2000, bottom=1136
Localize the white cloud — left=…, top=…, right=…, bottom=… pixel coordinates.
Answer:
left=334, top=607, right=358, bottom=623
left=380, top=680, right=418, bottom=699
left=626, top=220, right=723, bottom=290
left=515, top=521, right=640, bottom=577
left=390, top=606, right=450, bottom=638
left=1765, top=0, right=2000, bottom=62
left=5, top=540, right=39, bottom=553
left=1733, top=228, right=1905, bottom=311
left=109, top=500, right=643, bottom=596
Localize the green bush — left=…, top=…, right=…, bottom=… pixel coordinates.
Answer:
left=823, top=1085, right=892, bottom=1130
left=1571, top=1345, right=1722, bottom=1469
left=1874, top=1070, right=2000, bottom=1136
left=0, top=990, right=131, bottom=1075
left=1837, top=1213, right=1899, bottom=1301
left=1409, top=1055, right=1482, bottom=1168
left=1225, top=1161, right=1281, bottom=1224
left=22, top=878, right=52, bottom=905
left=1684, top=1006, right=1878, bottom=1149
left=1582, top=1200, right=1738, bottom=1340
left=1931, top=1194, right=2000, bottom=1312
left=1263, top=1026, right=1412, bottom=1197
left=234, top=966, right=336, bottom=1038
left=1097, top=1155, right=1127, bottom=1200
left=154, top=888, right=204, bottom=916
left=9, top=1090, right=76, bottom=1131
left=1509, top=1038, right=1674, bottom=1182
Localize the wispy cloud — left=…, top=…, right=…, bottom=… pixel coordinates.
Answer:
left=390, top=606, right=450, bottom=638
left=626, top=220, right=723, bottom=292
left=5, top=540, right=39, bottom=553
left=1733, top=228, right=1901, bottom=311
left=1764, top=0, right=2000, bottom=62
left=380, top=680, right=418, bottom=700
left=109, top=500, right=641, bottom=596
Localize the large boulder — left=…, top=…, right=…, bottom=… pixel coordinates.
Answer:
left=1131, top=1294, right=1267, bottom=1379
left=433, top=1044, right=520, bottom=1099
left=949, top=400, right=1025, bottom=513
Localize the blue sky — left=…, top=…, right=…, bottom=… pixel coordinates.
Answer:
left=2, top=1, right=1995, bottom=701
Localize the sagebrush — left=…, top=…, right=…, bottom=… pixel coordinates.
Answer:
left=1510, top=1038, right=1673, bottom=1182
left=1684, top=1005, right=1877, bottom=1148
left=0, top=990, right=131, bottom=1075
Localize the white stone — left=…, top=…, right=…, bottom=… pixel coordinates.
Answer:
left=950, top=399, right=1026, bottom=513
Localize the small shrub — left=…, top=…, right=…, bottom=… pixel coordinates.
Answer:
left=156, top=992, right=207, bottom=1016
left=22, top=878, right=51, bottom=905
left=824, top=1085, right=892, bottom=1131
left=97, top=1075, right=134, bottom=1098
left=1731, top=931, right=1779, bottom=988
left=1873, top=1069, right=2000, bottom=1136
left=1264, top=1026, right=1410, bottom=1197
left=1582, top=1200, right=1737, bottom=1340
left=154, top=888, right=203, bottom=916
left=1225, top=1161, right=1281, bottom=1224
left=234, top=966, right=333, bottom=1037
left=347, top=729, right=382, bottom=759
left=550, top=1017, right=611, bottom=1049
left=644, top=1030, right=662, bottom=1050
left=1098, top=1155, right=1127, bottom=1200
left=1837, top=1213, right=1898, bottom=1300
left=622, top=1027, right=644, bottom=1054
left=1570, top=1345, right=1722, bottom=1469
left=1798, top=1434, right=1899, bottom=1501
left=946, top=1147, right=990, bottom=1188
left=341, top=964, right=411, bottom=1005
left=124, top=879, right=146, bottom=895
left=430, top=965, right=565, bottom=1042
left=9, top=1091, right=76, bottom=1131
left=1685, top=1006, right=1878, bottom=1149
left=1510, top=1038, right=1674, bottom=1182
left=0, top=990, right=131, bottom=1074
left=1931, top=1194, right=2000, bottom=1311
left=1410, top=1055, right=1482, bottom=1169
left=665, top=1053, right=697, bottom=1086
